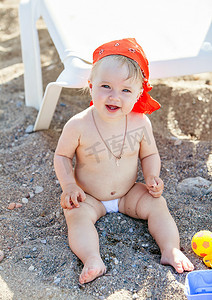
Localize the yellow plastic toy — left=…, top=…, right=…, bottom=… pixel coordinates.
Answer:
left=191, top=230, right=212, bottom=257
left=191, top=230, right=212, bottom=268
left=203, top=254, right=212, bottom=268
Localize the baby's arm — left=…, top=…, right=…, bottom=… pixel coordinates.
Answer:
left=139, top=116, right=164, bottom=197
left=54, top=119, right=86, bottom=209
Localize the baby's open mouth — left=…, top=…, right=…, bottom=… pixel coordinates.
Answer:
left=106, top=105, right=120, bottom=111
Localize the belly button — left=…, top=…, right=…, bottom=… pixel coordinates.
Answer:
left=111, top=191, right=116, bottom=195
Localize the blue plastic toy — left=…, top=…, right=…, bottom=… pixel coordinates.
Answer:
left=185, top=270, right=212, bottom=299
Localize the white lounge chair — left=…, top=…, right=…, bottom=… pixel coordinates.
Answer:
left=19, top=0, right=212, bottom=131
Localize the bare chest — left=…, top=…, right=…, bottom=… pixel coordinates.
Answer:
left=77, top=123, right=150, bottom=165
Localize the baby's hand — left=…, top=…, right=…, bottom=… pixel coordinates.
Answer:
left=145, top=175, right=164, bottom=198
left=61, top=183, right=86, bottom=209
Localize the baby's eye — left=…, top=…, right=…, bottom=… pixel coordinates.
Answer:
left=101, top=85, right=110, bottom=89
left=122, top=89, right=131, bottom=93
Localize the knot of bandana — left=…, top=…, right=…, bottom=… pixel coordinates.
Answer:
left=90, top=38, right=161, bottom=114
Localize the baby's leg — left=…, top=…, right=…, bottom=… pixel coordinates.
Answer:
left=64, top=195, right=106, bottom=284
left=119, top=183, right=194, bottom=273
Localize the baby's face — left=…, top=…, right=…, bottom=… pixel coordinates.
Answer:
left=90, top=59, right=142, bottom=119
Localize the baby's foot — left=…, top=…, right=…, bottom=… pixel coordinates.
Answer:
left=161, top=247, right=194, bottom=273
left=79, top=256, right=106, bottom=284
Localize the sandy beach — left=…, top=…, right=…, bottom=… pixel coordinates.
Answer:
left=0, top=1, right=211, bottom=299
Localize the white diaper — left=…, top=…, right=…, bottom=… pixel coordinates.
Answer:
left=101, top=198, right=119, bottom=213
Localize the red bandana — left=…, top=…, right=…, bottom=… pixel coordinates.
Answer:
left=90, top=38, right=160, bottom=114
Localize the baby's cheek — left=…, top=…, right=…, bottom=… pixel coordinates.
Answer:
left=124, top=102, right=135, bottom=114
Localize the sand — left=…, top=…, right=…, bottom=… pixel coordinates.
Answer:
left=0, top=1, right=211, bottom=299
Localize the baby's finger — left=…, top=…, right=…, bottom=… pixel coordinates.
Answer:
left=60, top=200, right=66, bottom=209
left=70, top=193, right=80, bottom=208
left=155, top=177, right=164, bottom=186
left=79, top=190, right=86, bottom=202
left=148, top=189, right=163, bottom=198
left=152, top=177, right=164, bottom=191
left=64, top=195, right=74, bottom=209
left=146, top=184, right=158, bottom=193
left=151, top=183, right=161, bottom=192
left=60, top=195, right=69, bottom=209
left=147, top=178, right=157, bottom=189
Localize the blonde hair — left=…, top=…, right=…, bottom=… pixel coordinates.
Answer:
left=89, top=55, right=144, bottom=88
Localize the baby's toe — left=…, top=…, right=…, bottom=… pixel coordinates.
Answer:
left=79, top=268, right=88, bottom=284
left=174, top=261, right=184, bottom=273
left=182, top=259, right=194, bottom=272
left=79, top=263, right=106, bottom=284
left=175, top=255, right=194, bottom=273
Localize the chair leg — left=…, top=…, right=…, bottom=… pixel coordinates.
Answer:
left=33, top=57, right=92, bottom=131
left=33, top=83, right=62, bottom=131
left=19, top=0, right=43, bottom=110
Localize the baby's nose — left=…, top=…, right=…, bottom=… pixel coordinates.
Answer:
left=109, top=91, right=120, bottom=101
